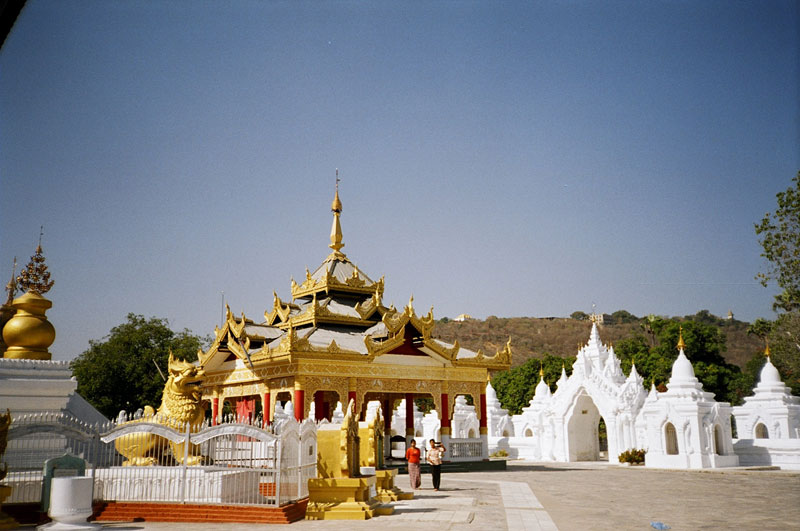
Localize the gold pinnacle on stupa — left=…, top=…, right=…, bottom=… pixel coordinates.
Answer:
left=3, top=230, right=56, bottom=360
left=676, top=326, right=686, bottom=351
left=329, top=170, right=345, bottom=257
left=3, top=257, right=16, bottom=306
left=16, top=227, right=54, bottom=295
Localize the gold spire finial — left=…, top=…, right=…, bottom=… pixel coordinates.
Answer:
left=331, top=169, right=342, bottom=213
left=329, top=170, right=345, bottom=254
left=676, top=326, right=685, bottom=351
left=539, top=360, right=544, bottom=378
left=17, top=234, right=54, bottom=295
left=4, top=257, right=17, bottom=305
left=764, top=338, right=770, bottom=359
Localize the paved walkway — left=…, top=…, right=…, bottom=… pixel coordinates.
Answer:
left=13, top=461, right=800, bottom=530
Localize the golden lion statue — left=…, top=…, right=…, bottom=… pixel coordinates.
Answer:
left=115, top=352, right=207, bottom=466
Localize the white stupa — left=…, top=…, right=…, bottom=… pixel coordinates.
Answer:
left=486, top=381, right=514, bottom=438
left=733, top=350, right=800, bottom=439
left=451, top=395, right=480, bottom=438
left=638, top=328, right=738, bottom=469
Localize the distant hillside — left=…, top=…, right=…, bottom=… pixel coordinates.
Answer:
left=432, top=313, right=763, bottom=369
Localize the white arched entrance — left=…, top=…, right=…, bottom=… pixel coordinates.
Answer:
left=566, top=391, right=604, bottom=461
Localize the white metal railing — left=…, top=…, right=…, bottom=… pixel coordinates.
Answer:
left=448, top=438, right=484, bottom=462
left=4, top=411, right=317, bottom=507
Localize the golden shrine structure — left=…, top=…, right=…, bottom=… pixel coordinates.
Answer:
left=196, top=184, right=511, bottom=458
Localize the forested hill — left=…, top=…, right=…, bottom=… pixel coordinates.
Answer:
left=431, top=312, right=763, bottom=369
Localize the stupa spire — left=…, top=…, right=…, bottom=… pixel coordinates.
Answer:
left=676, top=325, right=686, bottom=351
left=329, top=170, right=345, bottom=256
left=4, top=257, right=17, bottom=305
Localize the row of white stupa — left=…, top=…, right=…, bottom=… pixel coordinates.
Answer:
left=338, top=323, right=799, bottom=470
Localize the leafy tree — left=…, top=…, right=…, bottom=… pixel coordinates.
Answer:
left=570, top=311, right=588, bottom=321
left=492, top=353, right=575, bottom=415
left=747, top=318, right=774, bottom=341
left=686, top=309, right=724, bottom=327
left=766, top=311, right=800, bottom=395
left=70, top=314, right=206, bottom=419
left=615, top=320, right=748, bottom=405
left=610, top=310, right=639, bottom=324
left=755, top=171, right=800, bottom=312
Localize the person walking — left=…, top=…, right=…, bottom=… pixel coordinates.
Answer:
left=427, top=439, right=446, bottom=491
left=405, top=439, right=421, bottom=489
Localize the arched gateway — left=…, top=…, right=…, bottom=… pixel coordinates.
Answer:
left=195, top=185, right=510, bottom=458
left=512, top=321, right=647, bottom=462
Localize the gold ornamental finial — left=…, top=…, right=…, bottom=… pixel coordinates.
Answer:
left=539, top=360, right=544, bottom=378
left=764, top=338, right=770, bottom=359
left=331, top=169, right=342, bottom=213
left=329, top=170, right=345, bottom=254
left=17, top=231, right=54, bottom=295
left=4, top=257, right=17, bottom=305
left=676, top=326, right=685, bottom=351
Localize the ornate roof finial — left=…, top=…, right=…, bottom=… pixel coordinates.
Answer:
left=329, top=170, right=345, bottom=255
left=4, top=256, right=17, bottom=305
left=331, top=169, right=342, bottom=213
left=676, top=325, right=685, bottom=351
left=764, top=338, right=770, bottom=359
left=17, top=232, right=54, bottom=295
left=539, top=360, right=544, bottom=378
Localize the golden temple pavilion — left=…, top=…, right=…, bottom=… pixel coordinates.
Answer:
left=197, top=183, right=510, bottom=455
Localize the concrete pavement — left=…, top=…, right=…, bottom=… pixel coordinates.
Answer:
left=14, top=461, right=800, bottom=530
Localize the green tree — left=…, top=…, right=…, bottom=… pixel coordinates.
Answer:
left=747, top=318, right=774, bottom=341
left=492, top=354, right=574, bottom=415
left=766, top=311, right=800, bottom=395
left=615, top=320, right=748, bottom=404
left=70, top=313, right=206, bottom=419
left=610, top=310, right=639, bottom=324
left=755, top=171, right=800, bottom=312
left=570, top=311, right=588, bottom=321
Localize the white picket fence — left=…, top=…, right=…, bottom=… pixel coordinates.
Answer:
left=3, top=411, right=317, bottom=507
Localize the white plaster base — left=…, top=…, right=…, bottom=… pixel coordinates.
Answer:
left=733, top=439, right=800, bottom=470
left=38, top=477, right=101, bottom=531
left=645, top=452, right=739, bottom=469
left=94, top=467, right=262, bottom=503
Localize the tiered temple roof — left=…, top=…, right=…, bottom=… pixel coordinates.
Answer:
left=198, top=185, right=510, bottom=381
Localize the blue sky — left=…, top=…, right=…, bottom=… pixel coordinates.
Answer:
left=1, top=1, right=798, bottom=361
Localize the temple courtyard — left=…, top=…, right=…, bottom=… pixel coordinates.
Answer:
left=15, top=461, right=794, bottom=531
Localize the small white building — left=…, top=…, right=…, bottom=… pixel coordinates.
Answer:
left=731, top=354, right=800, bottom=469
left=638, top=334, right=738, bottom=469
left=733, top=355, right=800, bottom=440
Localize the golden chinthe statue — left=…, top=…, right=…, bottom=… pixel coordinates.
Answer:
left=114, top=353, right=207, bottom=466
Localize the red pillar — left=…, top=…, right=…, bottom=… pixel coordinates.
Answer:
left=405, top=393, right=414, bottom=437
left=440, top=393, right=450, bottom=430
left=294, top=389, right=304, bottom=421
left=479, top=393, right=488, bottom=430
left=262, top=392, right=270, bottom=428
left=383, top=399, right=392, bottom=432
left=212, top=397, right=220, bottom=426
left=315, top=391, right=325, bottom=421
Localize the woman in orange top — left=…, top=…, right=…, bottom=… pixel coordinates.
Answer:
left=405, top=439, right=421, bottom=489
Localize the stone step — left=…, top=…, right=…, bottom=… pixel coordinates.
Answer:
left=92, top=499, right=308, bottom=524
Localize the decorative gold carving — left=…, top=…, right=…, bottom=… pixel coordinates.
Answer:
left=16, top=238, right=53, bottom=295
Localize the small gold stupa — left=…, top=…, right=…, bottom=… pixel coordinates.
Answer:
left=2, top=236, right=56, bottom=360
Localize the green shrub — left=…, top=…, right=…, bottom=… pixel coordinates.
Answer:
left=618, top=448, right=646, bottom=464
left=490, top=449, right=509, bottom=458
